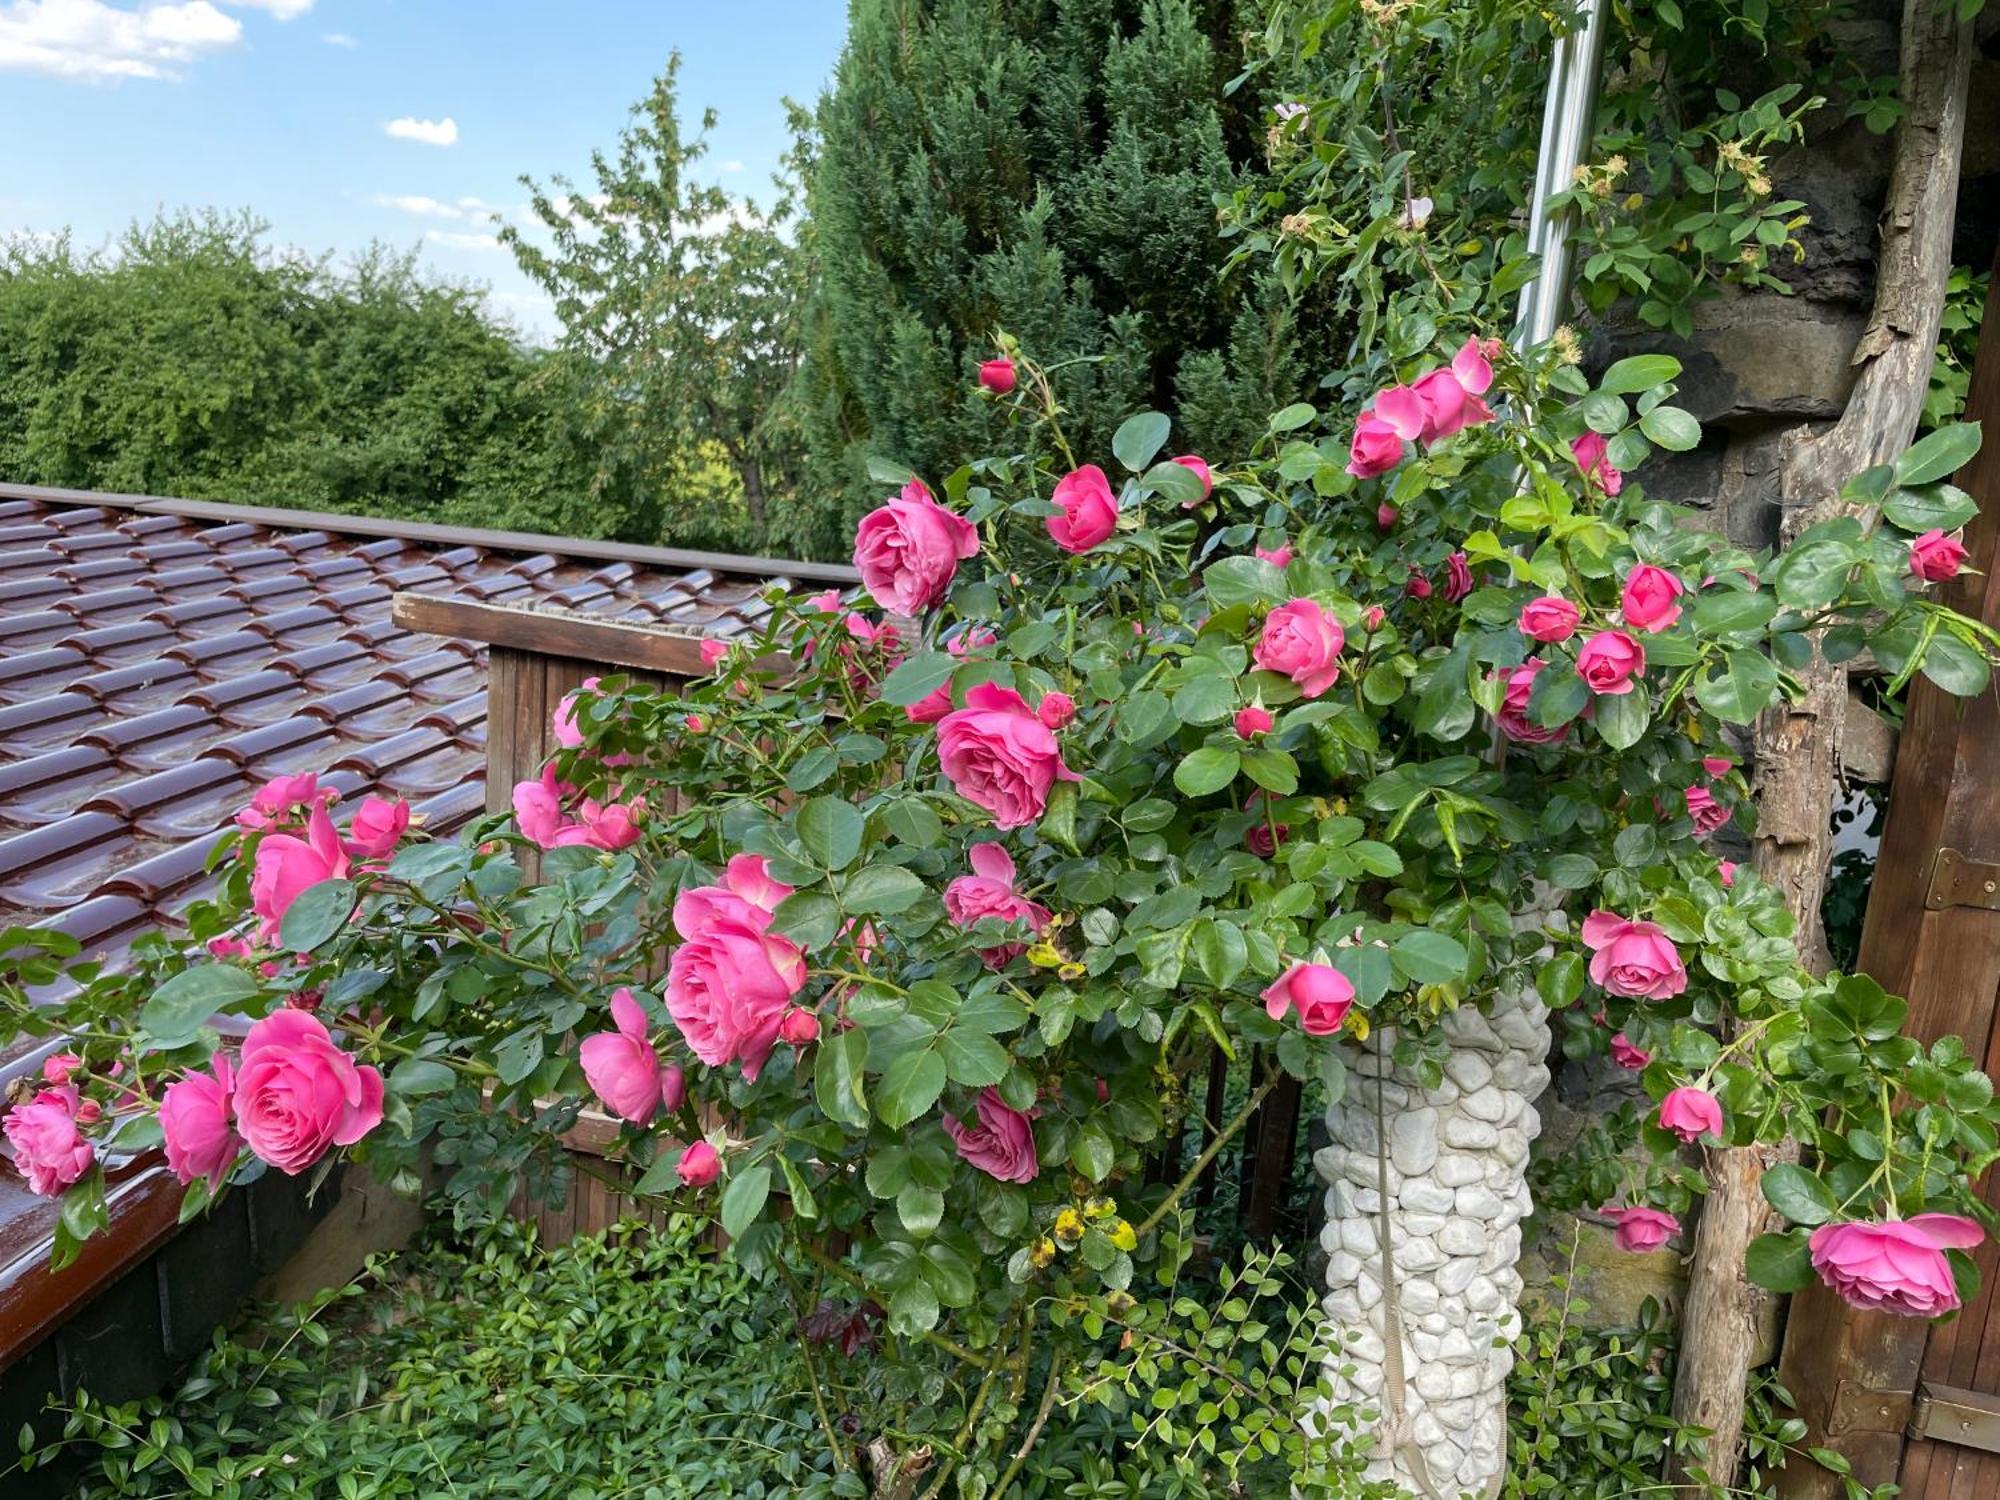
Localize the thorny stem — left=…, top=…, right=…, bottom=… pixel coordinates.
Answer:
left=988, top=1352, right=1065, bottom=1500
left=776, top=1257, right=853, bottom=1474
left=1135, top=1069, right=1282, bottom=1239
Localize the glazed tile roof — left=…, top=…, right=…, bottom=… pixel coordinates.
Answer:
left=0, top=482, right=856, bottom=971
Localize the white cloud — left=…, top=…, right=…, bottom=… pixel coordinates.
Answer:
left=0, top=0, right=244, bottom=82
left=222, top=0, right=310, bottom=17
left=374, top=193, right=497, bottom=222
left=720, top=159, right=744, bottom=174
left=424, top=229, right=499, bottom=252
left=319, top=29, right=353, bottom=46
left=384, top=115, right=457, bottom=147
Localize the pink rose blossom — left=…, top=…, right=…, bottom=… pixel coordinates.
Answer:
left=665, top=857, right=808, bottom=1082
left=1519, top=595, right=1580, bottom=643
left=779, top=1008, right=821, bottom=1046
left=1255, top=542, right=1294, bottom=569
left=1037, top=692, right=1075, bottom=729
left=1910, top=530, right=1967, bottom=582
left=552, top=677, right=601, bottom=748
left=1441, top=551, right=1473, bottom=603
left=978, top=358, right=1016, bottom=394
left=1684, top=785, right=1731, bottom=836
left=1405, top=569, right=1432, bottom=600
left=1246, top=820, right=1289, bottom=858
left=1702, top=756, right=1733, bottom=778
left=1235, top=705, right=1273, bottom=739
left=905, top=625, right=995, bottom=724
left=1261, top=962, right=1356, bottom=1036
left=1621, top=565, right=1685, bottom=633
left=4, top=1086, right=93, bottom=1197
left=1451, top=336, right=1495, bottom=395
left=1173, top=454, right=1214, bottom=503
left=944, top=843, right=1051, bottom=968
left=1048, top=464, right=1120, bottom=553
left=1496, top=659, right=1566, bottom=745
left=250, top=804, right=352, bottom=943
left=1347, top=413, right=1406, bottom=478
left=1582, top=910, right=1687, bottom=999
left=236, top=772, right=332, bottom=831
left=208, top=935, right=254, bottom=959
left=160, top=1053, right=239, bottom=1189
left=685, top=714, right=706, bottom=733
left=343, top=796, right=409, bottom=860
left=1362, top=605, right=1386, bottom=631
left=937, top=682, right=1079, bottom=829
left=232, top=1011, right=383, bottom=1174
left=580, top=987, right=676, bottom=1125
left=1809, top=1215, right=1982, bottom=1317
left=1571, top=432, right=1624, bottom=495
left=699, top=638, right=729, bottom=669
left=41, top=1052, right=81, bottom=1086
left=677, top=1140, right=721, bottom=1188
left=1719, top=860, right=1737, bottom=887
left=1376, top=503, right=1399, bottom=530
left=942, top=1088, right=1039, bottom=1183
left=853, top=480, right=980, bottom=614
left=1609, top=1033, right=1650, bottom=1070
left=552, top=796, right=645, bottom=852
left=1576, top=629, right=1645, bottom=695
left=512, top=764, right=571, bottom=848
left=1254, top=599, right=1344, bottom=699
left=1603, top=1205, right=1679, bottom=1252
left=1657, top=1086, right=1724, bottom=1143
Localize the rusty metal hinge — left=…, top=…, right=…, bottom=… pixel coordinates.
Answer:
left=1911, top=1381, right=2000, bottom=1454
left=1924, top=848, right=2000, bottom=912
left=1826, top=1378, right=1914, bottom=1436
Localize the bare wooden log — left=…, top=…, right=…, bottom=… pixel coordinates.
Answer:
left=1667, top=0, right=1976, bottom=1488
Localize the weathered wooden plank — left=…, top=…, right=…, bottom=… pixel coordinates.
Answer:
left=392, top=593, right=784, bottom=678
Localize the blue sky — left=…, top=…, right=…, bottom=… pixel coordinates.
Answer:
left=0, top=1, right=850, bottom=338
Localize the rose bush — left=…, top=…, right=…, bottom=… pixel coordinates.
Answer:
left=7, top=337, right=2000, bottom=1490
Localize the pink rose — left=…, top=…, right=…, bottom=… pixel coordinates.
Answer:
left=1048, top=464, right=1120, bottom=553
left=1362, top=605, right=1386, bottom=631
left=1246, top=820, right=1289, bottom=858
left=1405, top=569, right=1432, bottom=600
left=665, top=858, right=808, bottom=1082
left=1254, top=599, right=1344, bottom=699
left=942, top=1088, right=1039, bottom=1183
left=1173, top=454, right=1214, bottom=503
left=1621, top=565, right=1685, bottom=633
left=1450, top=336, right=1495, bottom=396
left=1496, top=659, right=1566, bottom=745
left=552, top=796, right=645, bottom=851
left=1809, top=1215, right=1982, bottom=1317
left=1571, top=431, right=1624, bottom=495
left=1576, top=629, right=1645, bottom=695
left=250, top=804, right=352, bottom=943
left=778, top=1008, right=821, bottom=1046
left=1519, top=594, right=1580, bottom=643
left=1684, top=785, right=1731, bottom=836
left=685, top=714, right=706, bottom=734
left=160, top=1053, right=238, bottom=1189
left=1718, top=860, right=1737, bottom=888
left=675, top=854, right=793, bottom=931
left=1702, top=756, right=1733, bottom=778
left=552, top=676, right=601, bottom=748
left=236, top=771, right=332, bottom=832
left=699, top=638, right=729, bottom=669
left=853, top=479, right=980, bottom=614
left=1347, top=412, right=1406, bottom=478
left=1255, top=542, right=1294, bottom=569
left=580, top=987, right=676, bottom=1125
left=343, top=795, right=409, bottom=860
left=944, top=843, right=1051, bottom=968
left=978, top=358, right=1016, bottom=394
left=1910, top=530, right=1967, bottom=582
left=1441, top=551, right=1473, bottom=603
left=42, top=1052, right=81, bottom=1086
left=1261, top=962, right=1355, bottom=1036
left=4, top=1086, right=93, bottom=1197
left=1037, top=692, right=1075, bottom=729
left=677, top=1139, right=721, bottom=1188
left=937, top=682, right=1079, bottom=829
left=512, top=764, right=570, bottom=848
left=1412, top=365, right=1495, bottom=444
left=1235, top=705, right=1273, bottom=739
left=1602, top=1205, right=1679, bottom=1252
left=233, top=1011, right=383, bottom=1174
left=208, top=935, right=253, bottom=959
left=1582, top=910, right=1687, bottom=999
left=1376, top=503, right=1399, bottom=530
left=1657, top=1086, right=1724, bottom=1143
left=1609, top=1033, right=1650, bottom=1070
left=905, top=625, right=995, bottom=724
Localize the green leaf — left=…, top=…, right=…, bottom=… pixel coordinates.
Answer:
left=1599, top=354, right=1683, bottom=394
left=877, top=796, right=944, bottom=848
left=1240, top=748, right=1299, bottom=795
left=1638, top=405, right=1701, bottom=451
left=139, top=964, right=260, bottom=1047
left=1773, top=538, right=1857, bottom=610
left=796, top=797, right=864, bottom=870
left=279, top=878, right=354, bottom=954
left=843, top=863, right=927, bottom=915
left=814, top=1027, right=869, bottom=1128
left=1894, top=421, right=1981, bottom=486
left=1141, top=458, right=1206, bottom=504
left=1203, top=555, right=1288, bottom=608
left=1413, top=640, right=1476, bottom=742
left=771, top=891, right=842, bottom=949
left=1391, top=930, right=1467, bottom=985
left=1882, top=484, right=1979, bottom=534
left=1746, top=1231, right=1815, bottom=1292
left=1594, top=688, right=1650, bottom=750
left=1113, top=411, right=1172, bottom=473
left=1761, top=1163, right=1838, bottom=1226
left=887, top=1280, right=939, bottom=1335
left=937, top=1028, right=1010, bottom=1087
left=387, top=1058, right=456, bottom=1098
left=1691, top=590, right=1777, bottom=635
left=1174, top=746, right=1240, bottom=796
left=1693, top=650, right=1780, bottom=724
left=879, top=651, right=957, bottom=708
left=1070, top=1120, right=1115, bottom=1182
left=1920, top=630, right=1990, bottom=697
left=720, top=1163, right=772, bottom=1242
left=876, top=1049, right=947, bottom=1130
left=1268, top=402, right=1316, bottom=433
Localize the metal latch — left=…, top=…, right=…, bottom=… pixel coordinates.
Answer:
left=1924, top=848, right=2000, bottom=912
left=1827, top=1377, right=1914, bottom=1435
left=1911, top=1381, right=2000, bottom=1454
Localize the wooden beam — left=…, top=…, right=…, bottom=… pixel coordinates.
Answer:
left=391, top=592, right=792, bottom=678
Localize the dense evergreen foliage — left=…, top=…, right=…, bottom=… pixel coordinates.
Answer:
left=791, top=0, right=1328, bottom=558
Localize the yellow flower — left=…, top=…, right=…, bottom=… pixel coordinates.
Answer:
left=1029, top=1236, right=1056, bottom=1269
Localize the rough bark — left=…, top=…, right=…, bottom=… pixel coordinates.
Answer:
left=1666, top=0, right=1974, bottom=1487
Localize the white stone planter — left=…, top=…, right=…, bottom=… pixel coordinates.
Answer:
left=1314, top=980, right=1554, bottom=1497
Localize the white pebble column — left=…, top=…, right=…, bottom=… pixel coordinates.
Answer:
left=1313, top=979, right=1554, bottom=1497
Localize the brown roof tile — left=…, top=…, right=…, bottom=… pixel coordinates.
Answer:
left=0, top=482, right=855, bottom=969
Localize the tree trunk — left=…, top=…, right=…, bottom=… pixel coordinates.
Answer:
left=1666, top=0, right=1974, bottom=1487
left=1315, top=972, right=1554, bottom=1496
left=740, top=455, right=769, bottom=551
